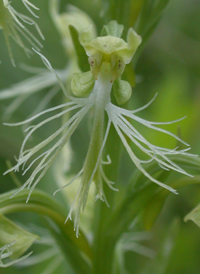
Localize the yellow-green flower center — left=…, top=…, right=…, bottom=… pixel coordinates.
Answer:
left=79, top=27, right=142, bottom=81
left=88, top=51, right=125, bottom=81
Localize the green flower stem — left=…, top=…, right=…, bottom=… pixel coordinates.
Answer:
left=80, top=76, right=110, bottom=191
left=71, top=65, right=113, bottom=235
left=0, top=189, right=92, bottom=273
left=83, top=67, right=122, bottom=273
left=92, top=106, right=123, bottom=273
left=92, top=135, right=122, bottom=273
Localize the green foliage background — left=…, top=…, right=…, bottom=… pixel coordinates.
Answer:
left=0, top=0, right=200, bottom=273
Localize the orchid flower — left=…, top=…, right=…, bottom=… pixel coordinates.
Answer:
left=0, top=0, right=44, bottom=66
left=0, top=2, right=96, bottom=120
left=4, top=21, right=195, bottom=237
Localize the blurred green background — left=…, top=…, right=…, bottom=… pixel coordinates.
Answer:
left=0, top=0, right=200, bottom=273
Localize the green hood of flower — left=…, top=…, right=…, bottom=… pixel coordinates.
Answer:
left=80, top=27, right=142, bottom=64
left=50, top=1, right=96, bottom=55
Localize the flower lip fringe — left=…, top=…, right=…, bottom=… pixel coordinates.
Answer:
left=0, top=0, right=44, bottom=66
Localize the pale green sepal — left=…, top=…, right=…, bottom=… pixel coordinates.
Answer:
left=71, top=71, right=95, bottom=97
left=0, top=214, right=39, bottom=259
left=79, top=25, right=96, bottom=44
left=101, top=20, right=124, bottom=38
left=80, top=27, right=142, bottom=64
left=80, top=35, right=128, bottom=57
left=184, top=204, right=200, bottom=227
left=117, top=28, right=142, bottom=64
left=50, top=2, right=96, bottom=55
left=113, top=78, right=132, bottom=105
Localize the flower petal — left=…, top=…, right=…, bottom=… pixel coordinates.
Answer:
left=80, top=28, right=142, bottom=64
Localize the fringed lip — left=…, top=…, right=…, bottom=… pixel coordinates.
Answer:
left=1, top=0, right=44, bottom=66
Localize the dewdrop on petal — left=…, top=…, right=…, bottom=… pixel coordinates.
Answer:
left=4, top=21, right=196, bottom=237
left=0, top=0, right=44, bottom=66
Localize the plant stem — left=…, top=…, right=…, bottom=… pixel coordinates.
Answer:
left=92, top=113, right=122, bottom=274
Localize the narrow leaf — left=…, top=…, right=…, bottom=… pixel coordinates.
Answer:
left=69, top=25, right=90, bottom=72
left=184, top=203, right=200, bottom=227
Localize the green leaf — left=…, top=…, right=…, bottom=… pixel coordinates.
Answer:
left=133, top=0, right=170, bottom=66
left=184, top=203, right=200, bottom=227
left=106, top=0, right=141, bottom=34
left=69, top=25, right=90, bottom=72
left=144, top=176, right=200, bottom=230
left=92, top=155, right=200, bottom=273
left=142, top=219, right=180, bottom=274
left=46, top=219, right=92, bottom=274
left=92, top=183, right=158, bottom=274
left=129, top=155, right=200, bottom=192
left=0, top=214, right=38, bottom=260
left=133, top=18, right=160, bottom=66
left=128, top=152, right=200, bottom=231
